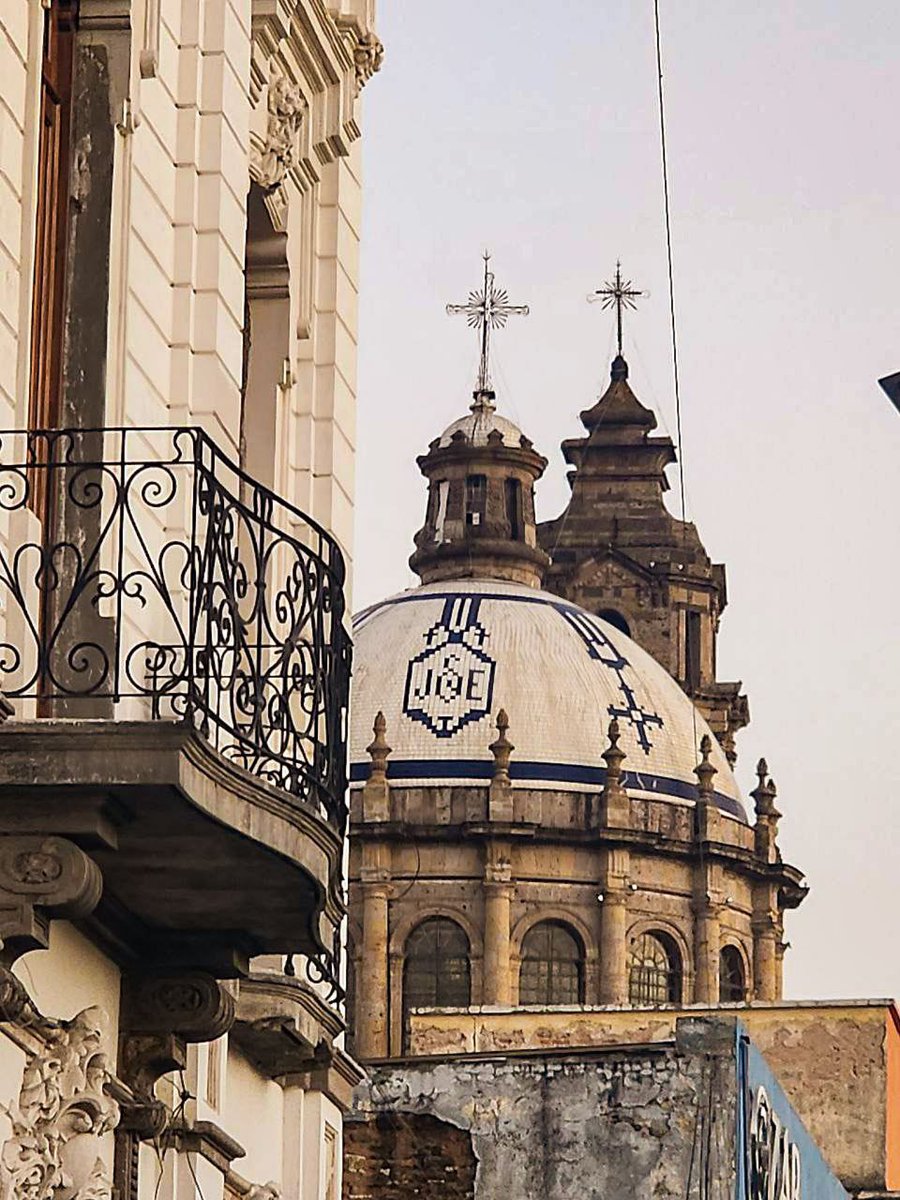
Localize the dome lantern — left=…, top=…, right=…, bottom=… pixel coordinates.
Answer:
left=408, top=395, right=550, bottom=588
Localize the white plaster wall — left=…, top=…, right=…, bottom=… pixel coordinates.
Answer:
left=291, top=146, right=361, bottom=573
left=222, top=1043, right=285, bottom=1184
left=15, top=920, right=121, bottom=1028
left=122, top=0, right=250, bottom=453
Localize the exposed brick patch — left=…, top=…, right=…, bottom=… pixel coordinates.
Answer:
left=344, top=1112, right=476, bottom=1200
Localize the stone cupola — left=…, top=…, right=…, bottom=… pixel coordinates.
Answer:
left=409, top=389, right=550, bottom=588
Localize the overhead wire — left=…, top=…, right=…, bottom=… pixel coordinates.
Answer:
left=654, top=0, right=688, bottom=535
left=653, top=0, right=701, bottom=771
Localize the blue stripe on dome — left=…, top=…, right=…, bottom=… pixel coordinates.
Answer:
left=349, top=758, right=746, bottom=820
left=354, top=587, right=605, bottom=629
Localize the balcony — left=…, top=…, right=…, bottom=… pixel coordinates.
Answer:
left=0, top=427, right=350, bottom=994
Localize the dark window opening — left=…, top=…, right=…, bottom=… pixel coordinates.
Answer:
left=719, top=945, right=745, bottom=1003
left=685, top=609, right=702, bottom=692
left=519, top=921, right=584, bottom=1006
left=505, top=477, right=523, bottom=541
left=240, top=184, right=289, bottom=490
left=403, top=918, right=471, bottom=1047
left=599, top=608, right=630, bottom=637
left=628, top=931, right=682, bottom=1004
left=465, top=474, right=487, bottom=527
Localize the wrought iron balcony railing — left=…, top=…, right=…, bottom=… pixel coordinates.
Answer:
left=0, top=427, right=351, bottom=832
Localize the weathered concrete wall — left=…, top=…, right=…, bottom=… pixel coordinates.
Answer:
left=408, top=1000, right=895, bottom=1193
left=346, top=1029, right=739, bottom=1200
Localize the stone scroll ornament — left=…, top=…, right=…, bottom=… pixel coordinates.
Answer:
left=251, top=69, right=307, bottom=189
left=0, top=1007, right=120, bottom=1200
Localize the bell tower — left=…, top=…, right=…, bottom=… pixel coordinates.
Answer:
left=538, top=266, right=748, bottom=761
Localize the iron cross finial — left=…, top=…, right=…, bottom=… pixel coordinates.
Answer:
left=447, top=252, right=529, bottom=404
left=588, top=262, right=646, bottom=358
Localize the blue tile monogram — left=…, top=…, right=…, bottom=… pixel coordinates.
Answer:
left=403, top=596, right=496, bottom=737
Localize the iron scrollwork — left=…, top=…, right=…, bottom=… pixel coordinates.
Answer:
left=0, top=427, right=351, bottom=834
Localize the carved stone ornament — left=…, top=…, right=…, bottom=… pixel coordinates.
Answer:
left=352, top=31, right=384, bottom=94
left=251, top=69, right=307, bottom=189
left=0, top=837, right=103, bottom=961
left=246, top=1185, right=280, bottom=1200
left=122, top=971, right=235, bottom=1043
left=0, top=1006, right=120, bottom=1200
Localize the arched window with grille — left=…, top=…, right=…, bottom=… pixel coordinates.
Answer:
left=719, top=945, right=746, bottom=1003
left=518, top=920, right=584, bottom=1006
left=628, top=931, right=682, bottom=1004
left=403, top=918, right=471, bottom=1041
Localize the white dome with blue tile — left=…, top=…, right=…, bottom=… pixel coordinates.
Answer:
left=350, top=578, right=747, bottom=822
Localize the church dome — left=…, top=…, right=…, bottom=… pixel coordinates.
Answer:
left=350, top=578, right=746, bottom=822
left=437, top=404, right=529, bottom=450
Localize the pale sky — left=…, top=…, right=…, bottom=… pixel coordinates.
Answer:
left=354, top=1, right=900, bottom=1001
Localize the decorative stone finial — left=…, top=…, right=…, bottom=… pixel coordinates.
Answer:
left=601, top=717, right=625, bottom=784
left=610, top=354, right=629, bottom=382
left=600, top=717, right=629, bottom=828
left=366, top=711, right=391, bottom=782
left=694, top=734, right=717, bottom=799
left=751, top=759, right=780, bottom=820
left=489, top=709, right=514, bottom=785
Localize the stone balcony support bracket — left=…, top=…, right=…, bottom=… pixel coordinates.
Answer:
left=0, top=835, right=103, bottom=962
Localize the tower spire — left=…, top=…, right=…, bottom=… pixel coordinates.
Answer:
left=446, top=252, right=529, bottom=405
left=588, top=261, right=646, bottom=360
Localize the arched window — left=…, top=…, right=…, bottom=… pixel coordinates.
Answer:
left=598, top=609, right=631, bottom=637
left=519, top=921, right=584, bottom=1006
left=465, top=474, right=487, bottom=527
left=505, top=477, right=523, bottom=540
left=719, top=945, right=746, bottom=1003
left=628, top=931, right=682, bottom=1004
left=403, top=918, right=471, bottom=1020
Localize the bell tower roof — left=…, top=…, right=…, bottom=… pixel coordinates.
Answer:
left=578, top=353, right=659, bottom=440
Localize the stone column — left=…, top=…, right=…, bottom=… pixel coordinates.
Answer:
left=598, top=724, right=631, bottom=1006
left=752, top=909, right=779, bottom=1002
left=598, top=890, right=628, bottom=1005
left=692, top=899, right=721, bottom=1004
left=691, top=736, right=722, bottom=1004
left=356, top=874, right=391, bottom=1059
left=482, top=839, right=512, bottom=1006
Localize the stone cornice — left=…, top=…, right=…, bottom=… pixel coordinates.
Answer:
left=350, top=819, right=805, bottom=900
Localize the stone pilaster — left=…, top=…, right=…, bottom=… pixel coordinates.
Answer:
left=691, top=737, right=722, bottom=1003
left=482, top=841, right=512, bottom=1006
left=598, top=721, right=630, bottom=1005
left=598, top=888, right=628, bottom=1005
left=356, top=850, right=391, bottom=1060
left=692, top=898, right=722, bottom=1004
left=752, top=900, right=780, bottom=1002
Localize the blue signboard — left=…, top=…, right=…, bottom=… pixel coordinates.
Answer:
left=735, top=1024, right=849, bottom=1200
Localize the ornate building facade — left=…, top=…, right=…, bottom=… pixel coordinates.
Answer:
left=347, top=290, right=806, bottom=1061
left=0, top=1, right=380, bottom=1198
